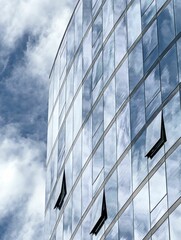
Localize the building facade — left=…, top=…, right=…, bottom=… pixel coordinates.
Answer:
left=45, top=0, right=181, bottom=239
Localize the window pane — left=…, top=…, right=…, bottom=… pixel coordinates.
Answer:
left=149, top=163, right=167, bottom=210
left=82, top=72, right=92, bottom=121
left=83, top=28, right=92, bottom=76
left=93, top=11, right=102, bottom=45
left=152, top=220, right=169, bottom=240
left=92, top=53, right=102, bottom=89
left=132, top=131, right=147, bottom=191
left=142, top=1, right=156, bottom=30
left=114, top=0, right=126, bottom=23
left=119, top=204, right=133, bottom=240
left=163, top=92, right=181, bottom=151
left=174, top=0, right=181, bottom=34
left=158, top=2, right=175, bottom=54
left=127, top=0, right=141, bottom=48
left=75, top=3, right=82, bottom=51
left=160, top=45, right=178, bottom=101
left=103, top=0, right=113, bottom=41
left=83, top=0, right=92, bottom=34
left=72, top=180, right=81, bottom=232
left=104, top=124, right=116, bottom=176
left=117, top=103, right=131, bottom=158
left=143, top=20, right=158, bottom=60
left=82, top=160, right=92, bottom=214
left=169, top=205, right=181, bottom=240
left=129, top=40, right=143, bottom=92
left=118, top=151, right=132, bottom=209
left=115, top=59, right=129, bottom=111
left=134, top=184, right=150, bottom=240
left=115, top=16, right=127, bottom=66
left=73, top=134, right=82, bottom=183
left=130, top=84, right=145, bottom=139
left=145, top=65, right=160, bottom=107
left=166, top=145, right=181, bottom=207
left=105, top=171, right=118, bottom=228
left=103, top=32, right=115, bottom=84
left=104, top=79, right=115, bottom=129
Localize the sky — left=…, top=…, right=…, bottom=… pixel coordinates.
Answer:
left=0, top=1, right=74, bottom=239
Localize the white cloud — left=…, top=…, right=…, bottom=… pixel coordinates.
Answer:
left=0, top=124, right=46, bottom=240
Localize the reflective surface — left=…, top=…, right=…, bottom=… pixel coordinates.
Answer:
left=46, top=0, right=181, bottom=239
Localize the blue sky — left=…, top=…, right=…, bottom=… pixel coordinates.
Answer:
left=0, top=1, right=74, bottom=239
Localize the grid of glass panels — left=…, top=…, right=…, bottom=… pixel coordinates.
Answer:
left=45, top=0, right=181, bottom=239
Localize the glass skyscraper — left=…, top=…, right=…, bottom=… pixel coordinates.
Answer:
left=45, top=0, right=181, bottom=239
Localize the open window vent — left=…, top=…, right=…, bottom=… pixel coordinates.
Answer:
left=146, top=113, right=167, bottom=159
left=54, top=170, right=67, bottom=210
left=90, top=191, right=108, bottom=235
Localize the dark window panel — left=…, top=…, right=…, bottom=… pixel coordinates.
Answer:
left=90, top=191, right=107, bottom=235
left=146, top=113, right=167, bottom=159
left=54, top=170, right=67, bottom=210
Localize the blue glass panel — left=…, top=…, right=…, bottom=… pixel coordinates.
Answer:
left=117, top=103, right=130, bottom=158
left=143, top=20, right=158, bottom=60
left=129, top=40, right=143, bottom=92
left=142, top=0, right=156, bottom=30
left=158, top=2, right=175, bottom=54
left=119, top=204, right=133, bottom=239
left=132, top=131, right=147, bottom=191
left=115, top=59, right=129, bottom=111
left=174, top=0, right=181, bottom=34
left=130, top=84, right=145, bottom=139
left=127, top=0, right=141, bottom=48
left=115, top=16, right=127, bottom=67
left=114, top=0, right=126, bottom=23
left=103, top=32, right=115, bottom=84
left=166, top=145, right=181, bottom=207
left=145, top=65, right=160, bottom=107
left=134, top=184, right=150, bottom=240
left=83, top=0, right=92, bottom=34
left=160, top=45, right=178, bottom=101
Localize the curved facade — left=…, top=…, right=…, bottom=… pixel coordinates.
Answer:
left=45, top=0, right=181, bottom=239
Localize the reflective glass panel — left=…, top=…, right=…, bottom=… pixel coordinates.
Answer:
left=129, top=40, right=143, bottom=92
left=143, top=20, right=158, bottom=60
left=169, top=204, right=181, bottom=240
left=166, top=145, right=181, bottom=207
left=132, top=131, right=147, bottom=191
left=115, top=16, right=127, bottom=67
left=117, top=103, right=130, bottom=158
left=104, top=79, right=115, bottom=129
left=149, top=163, right=167, bottom=210
left=83, top=0, right=92, bottom=34
left=115, top=59, right=129, bottom=111
left=105, top=171, right=118, bottom=228
left=160, top=45, right=178, bottom=101
left=134, top=183, right=150, bottom=240
left=118, top=151, right=132, bottom=209
left=163, top=92, right=181, bottom=152
left=152, top=219, right=169, bottom=240
left=145, top=65, right=160, bottom=107
left=83, top=28, right=92, bottom=76
left=104, top=123, right=116, bottom=176
left=158, top=2, right=175, bottom=54
left=103, top=32, right=115, bottom=84
left=130, top=84, right=145, bottom=139
left=103, top=0, right=113, bottom=41
left=114, top=0, right=126, bottom=22
left=119, top=204, right=133, bottom=240
left=127, top=0, right=141, bottom=48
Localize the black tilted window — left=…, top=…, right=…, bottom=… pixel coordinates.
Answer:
left=146, top=113, right=167, bottom=159
left=54, top=170, right=67, bottom=210
left=90, top=191, right=108, bottom=235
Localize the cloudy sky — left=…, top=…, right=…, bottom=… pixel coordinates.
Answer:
left=0, top=1, right=75, bottom=239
